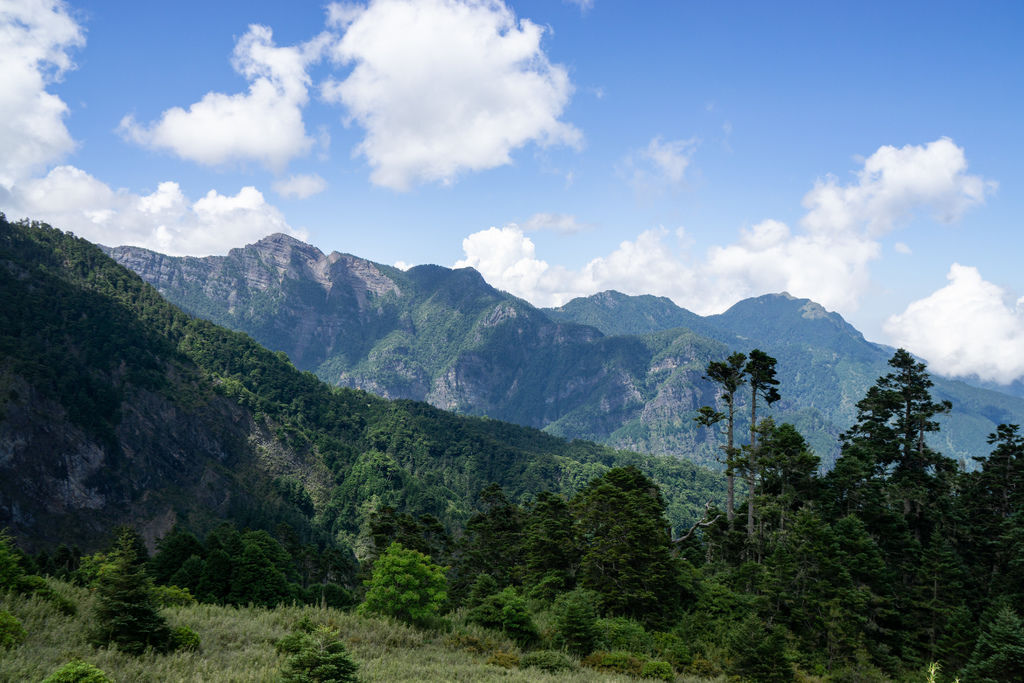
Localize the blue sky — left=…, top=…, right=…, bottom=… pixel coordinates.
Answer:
left=3, top=0, right=1024, bottom=384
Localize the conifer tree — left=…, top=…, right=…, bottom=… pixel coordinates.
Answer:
left=89, top=527, right=170, bottom=655
left=572, top=467, right=687, bottom=626
left=521, top=491, right=578, bottom=600
left=743, top=350, right=781, bottom=540
left=963, top=606, right=1024, bottom=682
left=698, top=352, right=748, bottom=524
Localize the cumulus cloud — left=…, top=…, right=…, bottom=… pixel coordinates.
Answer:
left=885, top=265, right=1024, bottom=383
left=119, top=25, right=328, bottom=170
left=322, top=0, right=580, bottom=190
left=7, top=165, right=304, bottom=256
left=455, top=225, right=698, bottom=308
left=457, top=139, right=992, bottom=315
left=0, top=0, right=84, bottom=189
left=273, top=173, right=327, bottom=199
left=801, top=137, right=994, bottom=236
left=623, top=136, right=697, bottom=193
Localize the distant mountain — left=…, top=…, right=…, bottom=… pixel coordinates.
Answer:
left=545, top=290, right=711, bottom=337
left=106, top=235, right=1024, bottom=468
left=4, top=218, right=722, bottom=551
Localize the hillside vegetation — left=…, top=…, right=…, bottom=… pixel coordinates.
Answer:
left=4, top=217, right=1024, bottom=681
left=0, top=215, right=723, bottom=553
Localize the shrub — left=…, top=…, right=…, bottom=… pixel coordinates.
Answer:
left=281, top=625, right=359, bottom=683
left=170, top=625, right=201, bottom=652
left=154, top=584, right=197, bottom=607
left=41, top=660, right=114, bottom=683
left=318, top=582, right=354, bottom=609
left=583, top=650, right=645, bottom=676
left=640, top=660, right=675, bottom=680
left=359, top=542, right=447, bottom=627
left=0, top=609, right=27, bottom=649
left=521, top=649, right=575, bottom=672
left=468, top=586, right=539, bottom=646
left=594, top=616, right=652, bottom=654
left=685, top=654, right=722, bottom=678
left=649, top=631, right=692, bottom=670
left=553, top=588, right=599, bottom=656
left=486, top=650, right=521, bottom=668
left=33, top=585, right=77, bottom=616
left=443, top=630, right=505, bottom=654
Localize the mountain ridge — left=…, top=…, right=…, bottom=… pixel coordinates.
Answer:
left=105, top=234, right=1024, bottom=468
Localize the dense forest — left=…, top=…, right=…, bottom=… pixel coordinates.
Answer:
left=3, top=217, right=1024, bottom=681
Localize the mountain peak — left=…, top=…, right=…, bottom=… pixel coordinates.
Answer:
left=252, top=232, right=307, bottom=247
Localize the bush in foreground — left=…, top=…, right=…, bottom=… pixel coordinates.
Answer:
left=281, top=625, right=359, bottom=683
left=41, top=660, right=114, bottom=683
left=0, top=609, right=27, bottom=649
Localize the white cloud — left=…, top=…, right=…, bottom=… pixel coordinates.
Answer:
left=521, top=212, right=588, bottom=234
left=885, top=264, right=1024, bottom=383
left=455, top=225, right=698, bottom=308
left=623, top=136, right=697, bottom=193
left=0, top=0, right=84, bottom=189
left=7, top=165, right=304, bottom=256
left=273, top=173, right=327, bottom=199
left=893, top=241, right=912, bottom=255
left=323, top=0, right=580, bottom=190
left=801, top=137, right=995, bottom=236
left=457, top=139, right=991, bottom=315
left=119, top=25, right=328, bottom=171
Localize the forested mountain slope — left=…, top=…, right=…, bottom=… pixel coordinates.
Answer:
left=107, top=235, right=1024, bottom=468
left=0, top=216, right=723, bottom=553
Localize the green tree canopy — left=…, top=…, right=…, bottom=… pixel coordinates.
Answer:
left=360, top=542, right=447, bottom=627
left=572, top=467, right=688, bottom=626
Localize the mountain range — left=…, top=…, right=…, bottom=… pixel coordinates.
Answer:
left=105, top=233, right=1024, bottom=468
left=0, top=217, right=723, bottom=552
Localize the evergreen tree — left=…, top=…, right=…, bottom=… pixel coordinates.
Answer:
left=553, top=588, right=600, bottom=656
left=168, top=555, right=205, bottom=594
left=196, top=548, right=233, bottom=604
left=150, top=527, right=204, bottom=585
left=743, top=349, right=781, bottom=541
left=963, top=606, right=1024, bottom=682
left=572, top=467, right=687, bottom=627
left=757, top=421, right=819, bottom=536
left=281, top=625, right=359, bottom=683
left=89, top=528, right=170, bottom=655
left=521, top=491, right=579, bottom=600
left=698, top=352, right=748, bottom=524
left=451, top=484, right=523, bottom=601
left=229, top=536, right=291, bottom=607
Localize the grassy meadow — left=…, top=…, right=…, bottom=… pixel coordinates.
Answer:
left=0, top=581, right=725, bottom=682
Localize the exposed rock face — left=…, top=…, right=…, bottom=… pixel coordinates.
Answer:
left=106, top=235, right=402, bottom=370
left=0, top=361, right=318, bottom=552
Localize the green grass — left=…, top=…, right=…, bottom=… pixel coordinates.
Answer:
left=1, top=582, right=727, bottom=682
